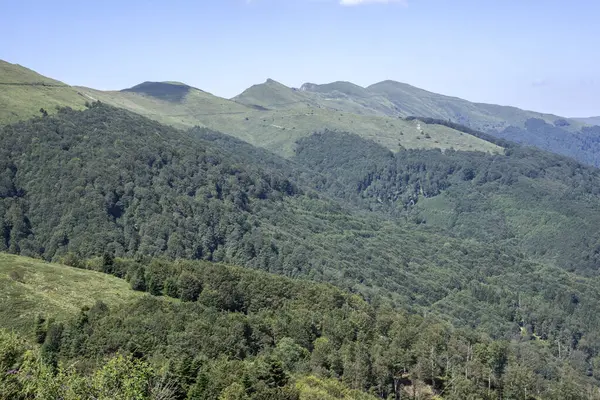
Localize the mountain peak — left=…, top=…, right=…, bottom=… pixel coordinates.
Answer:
left=121, top=81, right=196, bottom=102
left=264, top=78, right=289, bottom=88
left=232, top=78, right=306, bottom=109
left=300, top=82, right=317, bottom=92
left=368, top=80, right=414, bottom=90
left=300, top=81, right=368, bottom=98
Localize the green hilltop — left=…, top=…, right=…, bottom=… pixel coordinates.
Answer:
left=299, top=81, right=401, bottom=117
left=76, top=78, right=500, bottom=157
left=233, top=78, right=316, bottom=110
left=0, top=60, right=88, bottom=124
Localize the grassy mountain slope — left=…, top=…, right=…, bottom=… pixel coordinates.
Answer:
left=233, top=79, right=600, bottom=167
left=301, top=79, right=580, bottom=131
left=0, top=62, right=503, bottom=157
left=299, top=81, right=401, bottom=117
left=78, top=82, right=250, bottom=129
left=3, top=60, right=598, bottom=167
left=366, top=80, right=584, bottom=131
left=301, top=79, right=600, bottom=167
left=232, top=78, right=316, bottom=110
left=0, top=60, right=88, bottom=124
left=78, top=81, right=500, bottom=157
left=234, top=79, right=399, bottom=117
left=0, top=253, right=141, bottom=333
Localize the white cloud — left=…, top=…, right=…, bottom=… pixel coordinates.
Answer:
left=339, top=0, right=408, bottom=5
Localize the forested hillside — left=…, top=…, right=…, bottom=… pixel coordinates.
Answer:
left=294, top=129, right=600, bottom=274
left=4, top=104, right=600, bottom=397
left=1, top=254, right=596, bottom=399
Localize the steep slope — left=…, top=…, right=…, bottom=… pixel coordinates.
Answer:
left=0, top=60, right=88, bottom=124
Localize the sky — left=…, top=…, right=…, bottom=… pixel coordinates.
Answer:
left=0, top=0, right=598, bottom=117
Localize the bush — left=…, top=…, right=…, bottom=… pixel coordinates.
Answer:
left=178, top=271, right=202, bottom=302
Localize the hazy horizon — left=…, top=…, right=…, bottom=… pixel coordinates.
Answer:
left=2, top=0, right=598, bottom=117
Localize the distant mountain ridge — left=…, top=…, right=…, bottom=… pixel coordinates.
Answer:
left=2, top=59, right=600, bottom=165
left=244, top=78, right=600, bottom=166
left=577, top=116, right=600, bottom=126
left=79, top=78, right=501, bottom=157
left=299, top=79, right=585, bottom=131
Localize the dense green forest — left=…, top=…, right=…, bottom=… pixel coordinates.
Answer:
left=294, top=130, right=600, bottom=274
left=3, top=256, right=598, bottom=399
left=0, top=102, right=300, bottom=261
left=4, top=104, right=600, bottom=397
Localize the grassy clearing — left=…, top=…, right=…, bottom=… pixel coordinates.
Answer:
left=0, top=253, right=142, bottom=333
left=0, top=60, right=87, bottom=124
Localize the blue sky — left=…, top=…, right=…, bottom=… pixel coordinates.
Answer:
left=1, top=0, right=598, bottom=116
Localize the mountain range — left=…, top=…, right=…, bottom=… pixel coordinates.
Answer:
left=3, top=59, right=599, bottom=164
left=3, top=59, right=600, bottom=398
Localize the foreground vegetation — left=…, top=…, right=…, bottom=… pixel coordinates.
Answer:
left=2, top=254, right=598, bottom=399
